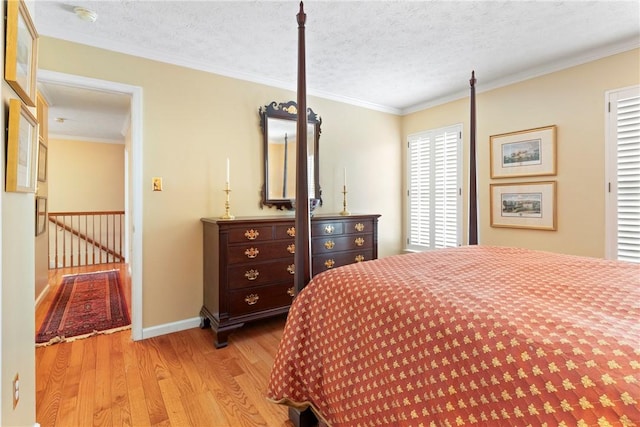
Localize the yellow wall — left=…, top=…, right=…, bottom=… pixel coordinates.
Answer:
left=38, top=37, right=403, bottom=332
left=34, top=94, right=49, bottom=329
left=1, top=2, right=37, bottom=425
left=404, top=49, right=640, bottom=257
left=47, top=138, right=125, bottom=212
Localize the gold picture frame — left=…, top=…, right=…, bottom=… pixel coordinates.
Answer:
left=4, top=0, right=39, bottom=107
left=37, top=141, right=48, bottom=182
left=490, top=181, right=557, bottom=230
left=36, top=196, right=47, bottom=236
left=6, top=98, right=39, bottom=192
left=490, top=125, right=556, bottom=179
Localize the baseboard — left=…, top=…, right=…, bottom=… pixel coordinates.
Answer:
left=141, top=316, right=201, bottom=340
left=34, top=284, right=50, bottom=309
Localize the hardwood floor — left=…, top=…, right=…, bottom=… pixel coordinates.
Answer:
left=36, top=264, right=293, bottom=427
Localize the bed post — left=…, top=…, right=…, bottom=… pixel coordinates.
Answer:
left=294, top=1, right=312, bottom=295
left=469, top=71, right=478, bottom=245
left=291, top=3, right=318, bottom=426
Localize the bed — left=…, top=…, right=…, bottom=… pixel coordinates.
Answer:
left=267, top=3, right=640, bottom=426
left=267, top=246, right=640, bottom=425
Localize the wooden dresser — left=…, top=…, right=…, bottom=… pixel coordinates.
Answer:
left=200, top=214, right=380, bottom=348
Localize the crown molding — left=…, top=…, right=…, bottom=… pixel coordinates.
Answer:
left=49, top=133, right=125, bottom=145
left=402, top=37, right=640, bottom=115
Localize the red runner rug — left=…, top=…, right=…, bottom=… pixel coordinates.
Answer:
left=36, top=270, right=131, bottom=346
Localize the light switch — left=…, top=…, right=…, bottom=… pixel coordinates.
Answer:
left=152, top=177, right=163, bottom=191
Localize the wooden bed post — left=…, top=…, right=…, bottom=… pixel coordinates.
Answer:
left=469, top=71, right=478, bottom=245
left=294, top=0, right=312, bottom=294
left=291, top=3, right=318, bottom=425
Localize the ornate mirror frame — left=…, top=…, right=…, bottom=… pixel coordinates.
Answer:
left=259, top=100, right=322, bottom=210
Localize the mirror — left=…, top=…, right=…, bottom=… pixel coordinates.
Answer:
left=259, top=101, right=322, bottom=210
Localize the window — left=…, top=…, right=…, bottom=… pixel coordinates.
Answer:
left=605, top=86, right=640, bottom=263
left=407, top=124, right=462, bottom=251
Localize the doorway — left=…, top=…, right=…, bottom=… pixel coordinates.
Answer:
left=36, top=70, right=143, bottom=340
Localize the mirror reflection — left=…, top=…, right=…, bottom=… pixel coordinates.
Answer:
left=266, top=118, right=315, bottom=200
left=260, top=101, right=321, bottom=210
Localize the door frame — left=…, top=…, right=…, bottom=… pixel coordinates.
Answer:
left=37, top=69, right=143, bottom=340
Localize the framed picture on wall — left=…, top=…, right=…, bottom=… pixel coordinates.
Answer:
left=4, top=0, right=39, bottom=107
left=490, top=125, right=556, bottom=178
left=37, top=142, right=48, bottom=182
left=490, top=181, right=557, bottom=230
left=36, top=196, right=47, bottom=236
left=6, top=98, right=39, bottom=193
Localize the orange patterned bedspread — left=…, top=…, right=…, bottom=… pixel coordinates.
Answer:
left=267, top=246, right=640, bottom=426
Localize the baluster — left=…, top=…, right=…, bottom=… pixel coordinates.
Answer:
left=84, top=214, right=88, bottom=266
left=107, top=213, right=111, bottom=263
left=99, top=214, right=103, bottom=263
left=62, top=215, right=67, bottom=267
left=91, top=214, right=96, bottom=265
left=53, top=214, right=58, bottom=268
left=119, top=213, right=123, bottom=262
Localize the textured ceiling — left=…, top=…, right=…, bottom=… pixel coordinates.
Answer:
left=33, top=1, right=640, bottom=140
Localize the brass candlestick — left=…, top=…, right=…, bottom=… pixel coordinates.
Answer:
left=220, top=182, right=235, bottom=219
left=340, top=185, right=350, bottom=216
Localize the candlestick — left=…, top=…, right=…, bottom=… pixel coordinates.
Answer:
left=220, top=181, right=235, bottom=220
left=340, top=184, right=350, bottom=216
left=343, top=168, right=347, bottom=187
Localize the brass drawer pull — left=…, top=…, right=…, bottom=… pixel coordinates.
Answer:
left=287, top=244, right=295, bottom=254
left=355, top=254, right=365, bottom=262
left=244, top=269, right=259, bottom=281
left=324, top=240, right=335, bottom=250
left=287, top=264, right=295, bottom=275
left=355, top=223, right=365, bottom=232
left=287, top=287, right=295, bottom=297
left=324, top=225, right=335, bottom=234
left=324, top=259, right=335, bottom=269
left=244, top=229, right=260, bottom=240
left=355, top=237, right=365, bottom=247
left=244, top=247, right=259, bottom=258
left=244, top=294, right=259, bottom=305
left=287, top=227, right=296, bottom=237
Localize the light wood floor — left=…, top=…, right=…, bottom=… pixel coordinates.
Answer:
left=36, top=264, right=293, bottom=427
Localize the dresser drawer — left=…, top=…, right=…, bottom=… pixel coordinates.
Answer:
left=313, top=250, right=373, bottom=273
left=228, top=283, right=295, bottom=316
left=343, top=219, right=375, bottom=234
left=227, top=241, right=296, bottom=264
left=227, top=226, right=274, bottom=243
left=311, top=221, right=345, bottom=237
left=228, top=260, right=296, bottom=289
left=312, top=234, right=373, bottom=254
left=274, top=224, right=297, bottom=240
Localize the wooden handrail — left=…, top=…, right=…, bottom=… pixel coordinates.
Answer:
left=48, top=211, right=125, bottom=268
left=49, top=210, right=125, bottom=216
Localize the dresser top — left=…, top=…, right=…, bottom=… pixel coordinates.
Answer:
left=201, top=213, right=380, bottom=225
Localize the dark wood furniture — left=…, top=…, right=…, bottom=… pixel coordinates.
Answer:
left=200, top=214, right=380, bottom=348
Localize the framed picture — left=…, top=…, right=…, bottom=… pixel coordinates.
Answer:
left=37, top=141, right=48, bottom=182
left=490, top=125, right=556, bottom=178
left=6, top=98, right=39, bottom=192
left=490, top=181, right=557, bottom=230
left=4, top=0, right=39, bottom=107
left=36, top=196, right=47, bottom=236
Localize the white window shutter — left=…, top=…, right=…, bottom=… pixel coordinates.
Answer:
left=606, top=86, right=640, bottom=263
left=408, top=134, right=431, bottom=248
left=407, top=125, right=462, bottom=251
